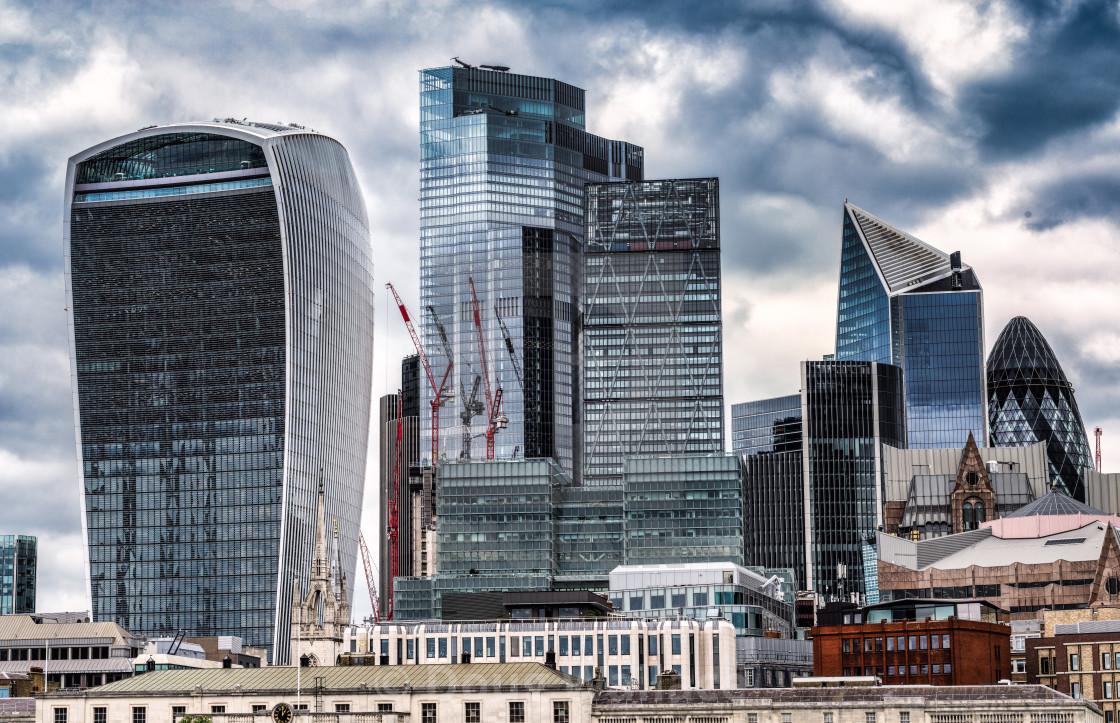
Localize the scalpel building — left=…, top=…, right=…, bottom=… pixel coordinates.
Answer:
left=64, top=121, right=375, bottom=662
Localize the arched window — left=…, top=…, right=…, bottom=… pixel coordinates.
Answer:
left=962, top=502, right=975, bottom=531
left=973, top=499, right=986, bottom=524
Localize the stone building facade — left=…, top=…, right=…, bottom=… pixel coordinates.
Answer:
left=290, top=486, right=350, bottom=667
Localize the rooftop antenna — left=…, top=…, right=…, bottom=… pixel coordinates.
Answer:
left=452, top=56, right=474, bottom=69
left=1096, top=427, right=1103, bottom=473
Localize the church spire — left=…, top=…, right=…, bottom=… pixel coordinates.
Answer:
left=311, top=475, right=329, bottom=582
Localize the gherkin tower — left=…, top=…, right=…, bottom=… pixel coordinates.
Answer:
left=987, top=316, right=1092, bottom=500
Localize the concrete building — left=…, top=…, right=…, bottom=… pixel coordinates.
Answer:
left=0, top=614, right=142, bottom=689
left=811, top=598, right=1011, bottom=685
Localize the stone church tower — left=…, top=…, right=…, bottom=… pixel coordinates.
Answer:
left=950, top=431, right=997, bottom=533
left=290, top=484, right=350, bottom=666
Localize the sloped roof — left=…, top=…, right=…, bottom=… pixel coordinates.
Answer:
left=845, top=202, right=951, bottom=295
left=71, top=663, right=582, bottom=695
left=926, top=522, right=1108, bottom=570
left=0, top=615, right=139, bottom=645
left=899, top=473, right=1033, bottom=528
left=1006, top=489, right=1105, bottom=518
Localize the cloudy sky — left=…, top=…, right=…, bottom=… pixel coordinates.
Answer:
left=2, top=0, right=1120, bottom=622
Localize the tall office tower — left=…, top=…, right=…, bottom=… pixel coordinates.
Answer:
left=0, top=535, right=36, bottom=614
left=378, top=357, right=422, bottom=615
left=733, top=395, right=806, bottom=589
left=582, top=178, right=724, bottom=485
left=418, top=64, right=643, bottom=475
left=802, top=361, right=906, bottom=599
left=835, top=202, right=986, bottom=449
left=988, top=316, right=1093, bottom=500
left=65, top=122, right=374, bottom=662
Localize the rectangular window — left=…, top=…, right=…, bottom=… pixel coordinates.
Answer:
left=908, top=636, right=917, bottom=651
left=132, top=709, right=146, bottom=723
left=1105, top=681, right=1113, bottom=699
left=824, top=714, right=834, bottom=723
left=377, top=704, right=393, bottom=712
left=648, top=636, right=657, bottom=655
left=944, top=663, right=951, bottom=674
left=1106, top=652, right=1113, bottom=670
left=535, top=636, right=545, bottom=656
left=671, top=593, right=686, bottom=607
left=464, top=702, right=480, bottom=723
left=621, top=636, right=630, bottom=655
left=553, top=701, right=570, bottom=723
left=210, top=707, right=225, bottom=714
left=421, top=703, right=437, bottom=723
left=439, top=637, right=447, bottom=658
left=511, top=636, right=520, bottom=657
left=867, top=714, right=876, bottom=723
left=693, top=592, right=708, bottom=606
left=585, top=636, right=594, bottom=656
left=426, top=638, right=436, bottom=659
left=509, top=702, right=526, bottom=723
left=1106, top=712, right=1114, bottom=723
left=931, top=635, right=940, bottom=649
left=886, top=637, right=894, bottom=652
left=650, top=594, right=665, bottom=609
left=897, top=636, right=905, bottom=650
left=559, top=636, right=569, bottom=655
left=901, top=713, right=910, bottom=723
left=1070, top=653, right=1080, bottom=671
left=630, top=595, right=644, bottom=610
left=524, top=637, right=532, bottom=657
left=942, top=634, right=950, bottom=649
left=887, top=666, right=895, bottom=676
left=864, top=638, right=873, bottom=652
left=407, top=639, right=415, bottom=659
left=609, top=636, right=618, bottom=655
left=875, top=637, right=883, bottom=652
left=609, top=666, right=618, bottom=686
left=843, top=639, right=850, bottom=654
left=572, top=636, right=580, bottom=656
left=919, top=636, right=927, bottom=650
left=164, top=709, right=177, bottom=723
left=909, top=665, right=918, bottom=675
left=334, top=705, right=350, bottom=713
left=672, top=635, right=681, bottom=655
left=933, top=664, right=941, bottom=674
left=649, top=665, right=659, bottom=686
left=1040, top=656, right=1051, bottom=674
left=54, top=709, right=67, bottom=723
left=251, top=706, right=267, bottom=713
left=1072, top=682, right=1081, bottom=699
left=621, top=665, right=631, bottom=686
left=783, top=714, right=792, bottom=723
left=584, top=666, right=594, bottom=681
left=749, top=715, right=759, bottom=723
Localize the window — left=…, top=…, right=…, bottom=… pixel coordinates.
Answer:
left=931, top=634, right=940, bottom=649
left=609, top=666, right=618, bottom=686
left=609, top=636, right=618, bottom=655
left=1040, top=656, right=1052, bottom=674
left=693, top=592, right=708, bottom=606
left=932, top=664, right=941, bottom=674
left=535, top=636, right=545, bottom=656
left=509, top=702, right=526, bottom=723
left=559, top=636, right=569, bottom=655
left=421, top=703, right=437, bottom=723
left=1012, top=660, right=1025, bottom=674
left=210, top=706, right=226, bottom=714
left=553, top=701, right=570, bottom=723
left=943, top=663, right=951, bottom=674
left=621, top=636, right=630, bottom=655
left=133, top=708, right=146, bottom=723
left=572, top=636, right=581, bottom=656
left=843, top=639, right=850, bottom=653
left=748, top=715, right=759, bottom=723
left=377, top=704, right=393, bottom=712
left=1072, top=682, right=1081, bottom=699
left=888, top=666, right=895, bottom=675
left=427, top=638, right=436, bottom=659
left=252, top=706, right=267, bottom=714
left=1070, top=653, right=1080, bottom=671
left=407, top=639, right=415, bottom=659
left=511, top=636, right=520, bottom=657
left=1106, top=681, right=1114, bottom=699
left=866, top=713, right=876, bottom=723
left=648, top=636, right=657, bottom=655
left=334, top=705, right=350, bottom=713
left=54, top=709, right=67, bottom=723
left=671, top=593, right=686, bottom=607
left=909, top=665, right=918, bottom=675
left=887, top=637, right=894, bottom=651
left=1106, top=712, right=1114, bottom=723
left=875, top=637, right=883, bottom=652
left=783, top=713, right=792, bottom=723
left=919, top=636, right=927, bottom=650
left=464, top=702, right=480, bottom=723
left=475, top=638, right=483, bottom=659
left=672, top=635, right=681, bottom=655
left=650, top=594, right=665, bottom=609
left=523, top=637, right=532, bottom=657
left=901, top=713, right=910, bottom=723
left=824, top=714, right=834, bottom=723
left=621, top=665, right=631, bottom=686
left=908, top=636, right=917, bottom=651
left=864, top=638, right=873, bottom=652
left=95, top=709, right=109, bottom=723
left=439, top=637, right=447, bottom=658
left=942, top=634, right=950, bottom=649
left=1106, top=652, right=1113, bottom=670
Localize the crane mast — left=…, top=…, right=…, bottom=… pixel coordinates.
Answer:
left=357, top=531, right=380, bottom=624
left=468, top=277, right=507, bottom=459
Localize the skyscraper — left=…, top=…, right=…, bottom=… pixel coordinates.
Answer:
left=65, top=121, right=374, bottom=662
left=988, top=316, right=1093, bottom=500
left=582, top=178, right=724, bottom=485
left=835, top=202, right=986, bottom=449
left=802, top=360, right=906, bottom=598
left=418, top=63, right=642, bottom=475
left=0, top=535, right=36, bottom=615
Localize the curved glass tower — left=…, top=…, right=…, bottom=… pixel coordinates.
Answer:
left=987, top=316, right=1092, bottom=500
left=64, top=121, right=374, bottom=662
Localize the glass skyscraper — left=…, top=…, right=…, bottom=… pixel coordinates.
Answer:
left=802, top=361, right=906, bottom=599
left=0, top=535, right=36, bottom=615
left=731, top=395, right=802, bottom=457
left=988, top=316, right=1093, bottom=500
left=835, top=202, right=986, bottom=449
left=65, top=121, right=374, bottom=662
left=418, top=64, right=642, bottom=475
left=582, top=178, right=724, bottom=485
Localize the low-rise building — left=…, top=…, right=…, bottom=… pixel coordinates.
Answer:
left=1027, top=609, right=1120, bottom=723
left=0, top=614, right=141, bottom=689
left=812, top=598, right=1011, bottom=685
left=347, top=617, right=737, bottom=690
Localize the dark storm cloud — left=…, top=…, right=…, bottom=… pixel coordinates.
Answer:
left=1023, top=174, right=1120, bottom=231
left=961, top=0, right=1120, bottom=157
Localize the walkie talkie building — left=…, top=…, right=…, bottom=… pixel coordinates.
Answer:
left=64, top=121, right=374, bottom=663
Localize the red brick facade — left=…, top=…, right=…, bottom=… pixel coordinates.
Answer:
left=1028, top=631, right=1120, bottom=723
left=812, top=618, right=1011, bottom=685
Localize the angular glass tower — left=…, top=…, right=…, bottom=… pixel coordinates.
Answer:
left=582, top=178, right=723, bottom=485
left=987, top=316, right=1093, bottom=500
left=64, top=122, right=374, bottom=662
left=419, top=65, right=642, bottom=475
left=0, top=535, right=36, bottom=615
left=835, top=202, right=987, bottom=449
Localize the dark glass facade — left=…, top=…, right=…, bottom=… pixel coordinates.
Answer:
left=418, top=66, right=642, bottom=475
left=0, top=535, right=36, bottom=615
left=582, top=179, right=724, bottom=485
left=835, top=203, right=986, bottom=449
left=802, top=361, right=905, bottom=598
left=66, top=123, right=374, bottom=662
left=988, top=316, right=1093, bottom=500
left=731, top=395, right=802, bottom=457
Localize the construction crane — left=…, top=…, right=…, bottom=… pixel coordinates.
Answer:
left=427, top=305, right=455, bottom=363
left=495, top=305, right=523, bottom=392
left=386, top=393, right=403, bottom=620
left=357, top=531, right=380, bottom=624
left=386, top=283, right=454, bottom=461
left=468, top=277, right=507, bottom=459
left=458, top=375, right=485, bottom=459
left=1096, top=427, right=1103, bottom=473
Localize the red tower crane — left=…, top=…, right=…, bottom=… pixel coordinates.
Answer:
left=468, top=277, right=507, bottom=459
left=1096, top=427, right=1103, bottom=473
left=385, top=282, right=453, bottom=461
left=357, top=531, right=380, bottom=624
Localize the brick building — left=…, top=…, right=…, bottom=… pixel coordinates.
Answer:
left=1028, top=610, right=1120, bottom=723
left=812, top=599, right=1011, bottom=685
